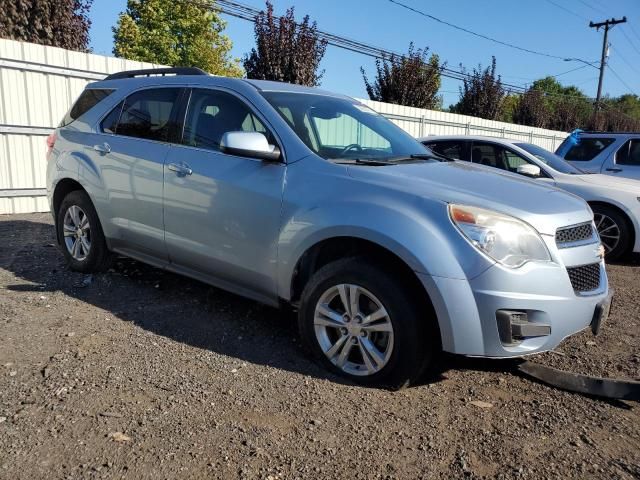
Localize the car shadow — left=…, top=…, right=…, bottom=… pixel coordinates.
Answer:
left=0, top=217, right=600, bottom=392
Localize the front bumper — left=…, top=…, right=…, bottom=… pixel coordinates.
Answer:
left=418, top=250, right=609, bottom=357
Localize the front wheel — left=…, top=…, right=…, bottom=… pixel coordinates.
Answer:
left=298, top=257, right=438, bottom=389
left=592, top=205, right=631, bottom=262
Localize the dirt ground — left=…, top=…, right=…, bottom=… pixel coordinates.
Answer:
left=0, top=213, right=638, bottom=480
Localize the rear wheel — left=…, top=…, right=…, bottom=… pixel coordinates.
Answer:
left=56, top=190, right=113, bottom=272
left=298, top=257, right=438, bottom=390
left=592, top=204, right=631, bottom=261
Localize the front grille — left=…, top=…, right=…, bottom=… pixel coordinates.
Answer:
left=556, top=223, right=594, bottom=246
left=567, top=263, right=601, bottom=293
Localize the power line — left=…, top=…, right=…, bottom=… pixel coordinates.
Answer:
left=388, top=0, right=594, bottom=62
left=545, top=0, right=588, bottom=21
left=215, top=0, right=533, bottom=92
left=619, top=27, right=640, bottom=56
left=575, top=0, right=607, bottom=16
left=607, top=65, right=638, bottom=96
left=208, top=0, right=635, bottom=105
left=609, top=45, right=640, bottom=75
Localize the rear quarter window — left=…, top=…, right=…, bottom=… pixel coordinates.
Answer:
left=564, top=137, right=615, bottom=161
left=59, top=89, right=114, bottom=127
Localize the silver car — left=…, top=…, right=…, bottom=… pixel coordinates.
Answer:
left=421, top=135, right=640, bottom=260
left=47, top=68, right=611, bottom=389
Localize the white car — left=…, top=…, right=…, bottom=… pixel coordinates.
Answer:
left=421, top=135, right=640, bottom=261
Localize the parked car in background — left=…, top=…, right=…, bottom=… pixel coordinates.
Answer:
left=421, top=135, right=640, bottom=261
left=555, top=130, right=640, bottom=181
left=47, top=68, right=611, bottom=389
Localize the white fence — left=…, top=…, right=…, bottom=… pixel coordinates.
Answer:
left=0, top=38, right=568, bottom=215
left=0, top=39, right=164, bottom=214
left=358, top=99, right=568, bottom=152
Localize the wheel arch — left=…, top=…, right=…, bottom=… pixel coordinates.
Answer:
left=53, top=178, right=86, bottom=218
left=588, top=200, right=636, bottom=251
left=287, top=235, right=441, bottom=346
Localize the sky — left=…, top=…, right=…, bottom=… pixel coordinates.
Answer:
left=88, top=0, right=640, bottom=107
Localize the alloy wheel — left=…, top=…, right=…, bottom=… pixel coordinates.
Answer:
left=63, top=205, right=91, bottom=261
left=594, top=213, right=621, bottom=255
left=313, top=284, right=394, bottom=376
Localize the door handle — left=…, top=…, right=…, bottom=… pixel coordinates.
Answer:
left=93, top=142, right=111, bottom=154
left=605, top=168, right=623, bottom=172
left=168, top=162, right=193, bottom=176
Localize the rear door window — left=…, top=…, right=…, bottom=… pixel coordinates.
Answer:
left=564, top=138, right=615, bottom=161
left=60, top=88, right=114, bottom=127
left=108, top=88, right=182, bottom=142
left=615, top=139, right=640, bottom=166
left=424, top=141, right=468, bottom=160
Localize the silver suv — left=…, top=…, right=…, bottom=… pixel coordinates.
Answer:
left=47, top=68, right=611, bottom=389
left=556, top=130, right=640, bottom=180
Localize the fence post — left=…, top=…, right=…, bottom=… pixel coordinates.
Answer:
left=529, top=131, right=533, bottom=143
left=552, top=135, right=557, bottom=149
left=466, top=122, right=471, bottom=135
left=420, top=115, right=425, bottom=137
left=501, top=128, right=505, bottom=138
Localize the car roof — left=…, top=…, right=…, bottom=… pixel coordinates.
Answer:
left=576, top=131, right=640, bottom=137
left=90, top=74, right=349, bottom=99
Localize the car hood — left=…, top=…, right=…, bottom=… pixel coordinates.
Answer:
left=347, top=160, right=592, bottom=235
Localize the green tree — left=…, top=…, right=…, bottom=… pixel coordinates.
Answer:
left=113, top=0, right=242, bottom=77
left=244, top=1, right=327, bottom=86
left=360, top=43, right=443, bottom=110
left=451, top=57, right=505, bottom=120
left=0, top=0, right=93, bottom=51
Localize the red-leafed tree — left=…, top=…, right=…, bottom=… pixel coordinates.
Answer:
left=244, top=1, right=327, bottom=86
left=0, top=0, right=93, bottom=52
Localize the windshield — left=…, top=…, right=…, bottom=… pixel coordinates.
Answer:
left=515, top=142, right=584, bottom=174
left=260, top=91, right=431, bottom=161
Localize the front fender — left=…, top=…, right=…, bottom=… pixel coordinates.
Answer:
left=276, top=198, right=494, bottom=301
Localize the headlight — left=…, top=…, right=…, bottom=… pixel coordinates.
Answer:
left=449, top=204, right=551, bottom=268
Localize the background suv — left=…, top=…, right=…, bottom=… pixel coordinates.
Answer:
left=556, top=130, right=640, bottom=181
left=47, top=68, right=610, bottom=389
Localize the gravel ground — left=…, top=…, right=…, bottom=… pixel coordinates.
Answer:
left=0, top=213, right=638, bottom=480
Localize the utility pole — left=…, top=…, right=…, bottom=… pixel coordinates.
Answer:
left=590, top=16, right=626, bottom=113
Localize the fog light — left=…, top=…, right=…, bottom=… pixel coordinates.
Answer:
left=496, top=310, right=551, bottom=345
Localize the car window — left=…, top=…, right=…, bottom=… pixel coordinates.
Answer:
left=182, top=89, right=276, bottom=152
left=312, top=112, right=391, bottom=152
left=616, top=139, right=640, bottom=166
left=564, top=138, right=615, bottom=161
left=424, top=141, right=467, bottom=160
left=60, top=88, right=114, bottom=127
left=261, top=92, right=426, bottom=160
left=471, top=142, right=533, bottom=174
left=100, top=101, right=124, bottom=134
left=515, top=142, right=583, bottom=174
left=108, top=88, right=182, bottom=142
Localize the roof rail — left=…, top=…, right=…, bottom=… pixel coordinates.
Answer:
left=104, top=67, right=208, bottom=81
left=579, top=130, right=640, bottom=135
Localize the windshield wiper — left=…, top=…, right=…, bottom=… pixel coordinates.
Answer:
left=410, top=152, right=453, bottom=162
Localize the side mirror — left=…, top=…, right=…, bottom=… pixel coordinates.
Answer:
left=517, top=164, right=541, bottom=178
left=220, top=131, right=281, bottom=162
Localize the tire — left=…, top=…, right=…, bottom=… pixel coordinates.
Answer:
left=591, top=204, right=632, bottom=262
left=56, top=190, right=113, bottom=273
left=298, top=257, right=438, bottom=390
